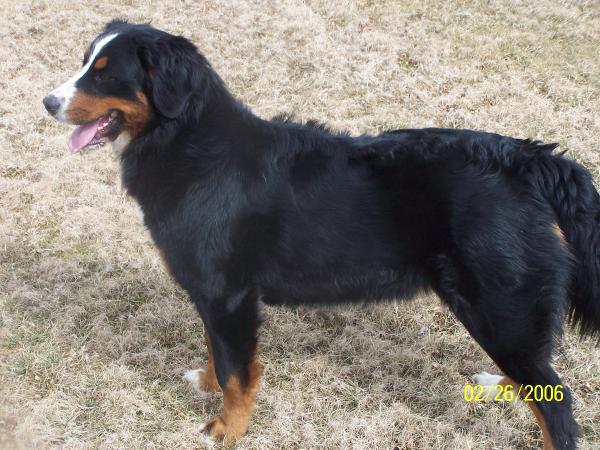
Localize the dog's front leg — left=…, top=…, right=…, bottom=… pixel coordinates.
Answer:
left=190, top=291, right=263, bottom=444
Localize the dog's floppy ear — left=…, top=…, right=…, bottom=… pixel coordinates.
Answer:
left=137, top=35, right=205, bottom=119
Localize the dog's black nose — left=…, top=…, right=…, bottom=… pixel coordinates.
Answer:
left=43, top=95, right=61, bottom=116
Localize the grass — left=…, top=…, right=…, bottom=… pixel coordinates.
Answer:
left=1, top=0, right=599, bottom=448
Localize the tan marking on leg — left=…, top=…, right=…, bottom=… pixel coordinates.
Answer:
left=499, top=376, right=556, bottom=450
left=200, top=328, right=220, bottom=392
left=94, top=56, right=108, bottom=70
left=204, top=356, right=262, bottom=444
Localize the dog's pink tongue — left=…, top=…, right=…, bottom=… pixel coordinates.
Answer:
left=68, top=119, right=101, bottom=153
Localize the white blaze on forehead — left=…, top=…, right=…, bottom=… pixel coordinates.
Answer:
left=49, top=33, right=119, bottom=122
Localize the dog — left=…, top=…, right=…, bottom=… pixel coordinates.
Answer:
left=43, top=20, right=600, bottom=449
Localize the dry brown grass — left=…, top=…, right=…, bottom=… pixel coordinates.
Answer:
left=1, top=1, right=599, bottom=448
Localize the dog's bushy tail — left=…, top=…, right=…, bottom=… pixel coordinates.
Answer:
left=524, top=141, right=600, bottom=340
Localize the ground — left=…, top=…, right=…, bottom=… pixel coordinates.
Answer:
left=1, top=1, right=599, bottom=449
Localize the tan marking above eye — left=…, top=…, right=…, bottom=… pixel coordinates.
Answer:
left=94, top=56, right=109, bottom=70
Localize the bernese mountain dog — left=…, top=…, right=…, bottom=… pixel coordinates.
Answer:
left=43, top=20, right=600, bottom=449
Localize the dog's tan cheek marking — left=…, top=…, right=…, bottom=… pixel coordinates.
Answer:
left=65, top=91, right=151, bottom=139
left=499, top=376, right=556, bottom=450
left=130, top=91, right=151, bottom=138
left=205, top=355, right=262, bottom=443
left=94, top=56, right=108, bottom=70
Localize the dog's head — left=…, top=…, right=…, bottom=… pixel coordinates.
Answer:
left=43, top=20, right=207, bottom=153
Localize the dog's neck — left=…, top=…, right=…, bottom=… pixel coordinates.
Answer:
left=116, top=69, right=266, bottom=208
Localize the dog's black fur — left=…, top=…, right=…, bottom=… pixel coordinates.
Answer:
left=58, top=20, right=600, bottom=449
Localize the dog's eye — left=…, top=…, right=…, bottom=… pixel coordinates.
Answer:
left=94, top=73, right=116, bottom=82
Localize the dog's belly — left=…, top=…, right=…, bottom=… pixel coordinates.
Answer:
left=258, top=265, right=429, bottom=306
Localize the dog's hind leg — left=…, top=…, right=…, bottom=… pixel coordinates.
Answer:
left=473, top=372, right=561, bottom=450
left=432, top=255, right=579, bottom=450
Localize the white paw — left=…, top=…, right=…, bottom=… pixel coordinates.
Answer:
left=183, top=368, right=205, bottom=391
left=473, top=371, right=504, bottom=400
left=198, top=428, right=216, bottom=448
